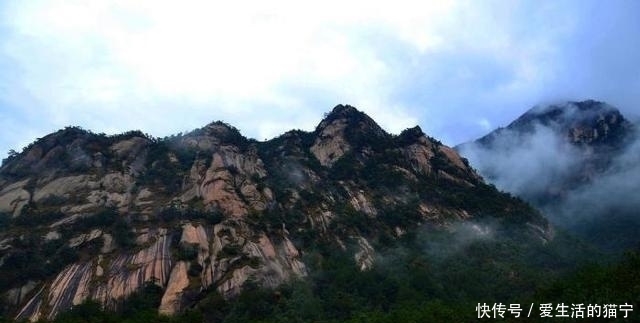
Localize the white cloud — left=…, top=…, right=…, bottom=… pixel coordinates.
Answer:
left=0, top=0, right=639, bottom=156
left=0, top=0, right=454, bottom=151
left=5, top=0, right=456, bottom=100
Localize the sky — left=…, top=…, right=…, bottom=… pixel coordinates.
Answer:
left=1, top=0, right=639, bottom=158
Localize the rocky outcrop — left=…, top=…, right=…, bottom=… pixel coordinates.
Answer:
left=33, top=175, right=94, bottom=203
left=68, top=229, right=103, bottom=248
left=354, top=237, right=375, bottom=271
left=158, top=261, right=189, bottom=315
left=204, top=222, right=306, bottom=298
left=179, top=145, right=271, bottom=217
left=311, top=118, right=351, bottom=167
left=0, top=179, right=30, bottom=217
left=310, top=105, right=388, bottom=167
left=344, top=186, right=377, bottom=216
left=110, top=137, right=149, bottom=159
left=403, top=139, right=435, bottom=175
left=180, top=223, right=209, bottom=252
left=438, top=146, right=468, bottom=170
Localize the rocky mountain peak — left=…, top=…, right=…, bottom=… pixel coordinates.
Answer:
left=176, top=121, right=249, bottom=152
left=329, top=103, right=358, bottom=115
left=315, top=105, right=386, bottom=138
left=201, top=121, right=240, bottom=137
left=512, top=100, right=633, bottom=145
left=311, top=105, right=389, bottom=166
left=398, top=126, right=425, bottom=144
left=1, top=128, right=152, bottom=181
left=525, top=99, right=608, bottom=115
left=474, top=100, right=634, bottom=149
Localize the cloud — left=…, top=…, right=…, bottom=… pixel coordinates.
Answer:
left=459, top=122, right=585, bottom=201
left=458, top=106, right=640, bottom=250
left=556, top=137, right=640, bottom=217
left=0, top=0, right=639, bottom=158
left=1, top=0, right=445, bottom=151
left=423, top=221, right=496, bottom=259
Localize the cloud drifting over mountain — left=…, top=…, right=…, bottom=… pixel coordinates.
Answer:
left=458, top=103, right=640, bottom=249
left=460, top=124, right=582, bottom=200
left=1, top=0, right=639, bottom=157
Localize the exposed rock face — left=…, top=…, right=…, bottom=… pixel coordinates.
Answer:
left=192, top=146, right=270, bottom=217
left=33, top=175, right=93, bottom=203
left=346, top=188, right=377, bottom=216
left=68, top=229, right=103, bottom=248
left=97, top=229, right=172, bottom=304
left=311, top=105, right=386, bottom=167
left=403, top=139, right=435, bottom=174
left=180, top=223, right=209, bottom=252
left=205, top=222, right=306, bottom=298
left=0, top=106, right=547, bottom=320
left=0, top=179, right=30, bottom=217
left=354, top=237, right=375, bottom=271
left=311, top=118, right=351, bottom=167
left=15, top=229, right=173, bottom=321
left=11, top=218, right=309, bottom=320
left=158, top=261, right=189, bottom=315
left=438, top=146, right=467, bottom=170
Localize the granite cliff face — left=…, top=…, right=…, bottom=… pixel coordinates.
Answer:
left=0, top=105, right=547, bottom=320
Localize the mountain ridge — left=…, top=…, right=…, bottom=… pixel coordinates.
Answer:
left=0, top=104, right=551, bottom=321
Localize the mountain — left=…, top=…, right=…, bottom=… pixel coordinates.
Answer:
left=0, top=105, right=570, bottom=321
left=458, top=100, right=640, bottom=251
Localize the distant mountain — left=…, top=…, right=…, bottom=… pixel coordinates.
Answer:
left=458, top=100, right=640, bottom=251
left=480, top=100, right=631, bottom=151
left=0, top=105, right=558, bottom=321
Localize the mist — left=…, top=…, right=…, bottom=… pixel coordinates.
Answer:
left=460, top=124, right=582, bottom=202
left=421, top=221, right=496, bottom=260
left=458, top=116, right=640, bottom=251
